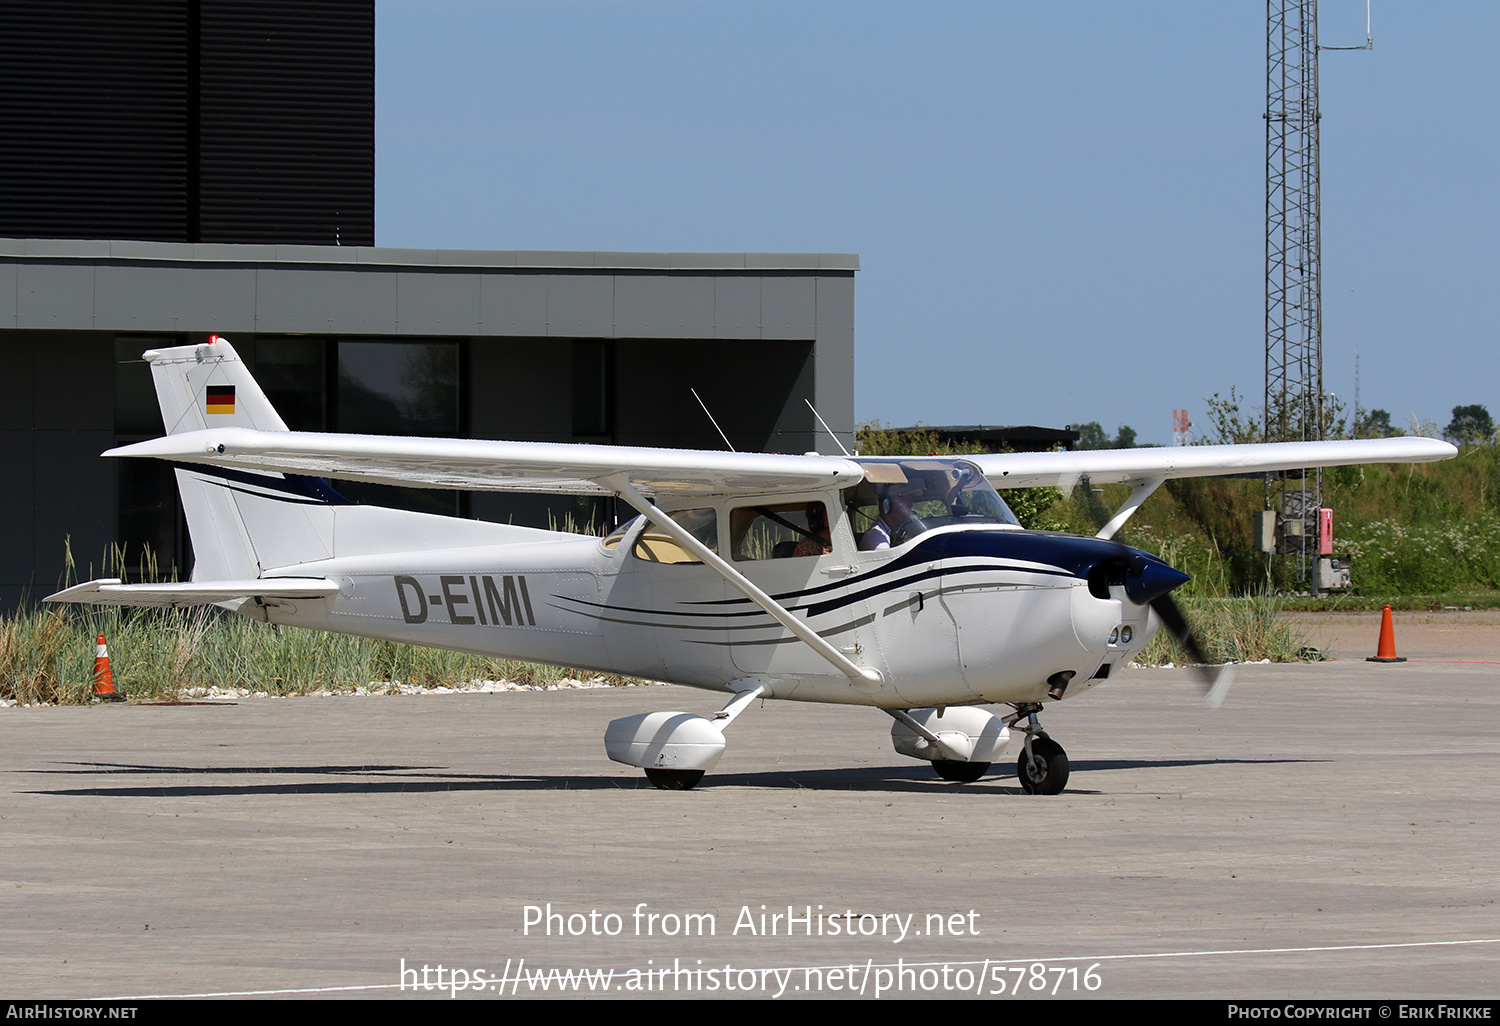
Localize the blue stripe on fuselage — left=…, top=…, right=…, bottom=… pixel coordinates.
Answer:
left=173, top=462, right=356, bottom=506
left=690, top=528, right=1165, bottom=619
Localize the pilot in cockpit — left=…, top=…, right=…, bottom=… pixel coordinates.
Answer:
left=858, top=483, right=922, bottom=551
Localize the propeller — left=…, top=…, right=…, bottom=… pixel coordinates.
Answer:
left=1147, top=584, right=1234, bottom=708
left=1077, top=487, right=1234, bottom=707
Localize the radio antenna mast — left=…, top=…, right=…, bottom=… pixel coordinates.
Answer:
left=691, top=387, right=736, bottom=453
left=1263, top=0, right=1372, bottom=593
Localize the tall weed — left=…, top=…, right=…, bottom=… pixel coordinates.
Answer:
left=1133, top=596, right=1312, bottom=666
left=0, top=605, right=628, bottom=704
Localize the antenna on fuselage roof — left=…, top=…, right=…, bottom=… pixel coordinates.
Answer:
left=805, top=399, right=852, bottom=457
left=690, top=387, right=736, bottom=452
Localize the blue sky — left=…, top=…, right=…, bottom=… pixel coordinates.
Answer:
left=375, top=2, right=1499, bottom=444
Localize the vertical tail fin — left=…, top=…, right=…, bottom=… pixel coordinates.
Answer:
left=139, top=336, right=524, bottom=586
left=144, top=338, right=334, bottom=579
left=145, top=336, right=289, bottom=435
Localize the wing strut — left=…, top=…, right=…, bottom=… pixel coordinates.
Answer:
left=606, top=476, right=884, bottom=691
left=1094, top=476, right=1165, bottom=541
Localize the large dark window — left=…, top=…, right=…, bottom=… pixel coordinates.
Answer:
left=257, top=338, right=327, bottom=431
left=338, top=341, right=459, bottom=437
left=247, top=336, right=466, bottom=512
left=332, top=340, right=463, bottom=516
left=572, top=340, right=615, bottom=441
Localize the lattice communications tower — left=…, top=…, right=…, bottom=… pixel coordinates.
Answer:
left=1264, top=0, right=1324, bottom=592
left=1263, top=0, right=1370, bottom=593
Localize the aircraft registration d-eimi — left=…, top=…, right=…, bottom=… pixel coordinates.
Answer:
left=50, top=339, right=1455, bottom=792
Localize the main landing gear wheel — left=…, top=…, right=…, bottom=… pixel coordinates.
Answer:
left=932, top=760, right=990, bottom=783
left=1017, top=737, right=1069, bottom=795
left=644, top=768, right=704, bottom=791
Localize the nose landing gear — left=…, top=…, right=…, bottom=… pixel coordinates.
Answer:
left=1006, top=704, right=1070, bottom=795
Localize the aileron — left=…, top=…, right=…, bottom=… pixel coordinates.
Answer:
left=973, top=437, right=1457, bottom=490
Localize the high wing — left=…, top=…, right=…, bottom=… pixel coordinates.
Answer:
left=107, top=429, right=1456, bottom=499
left=970, top=437, right=1457, bottom=490
left=105, top=427, right=865, bottom=499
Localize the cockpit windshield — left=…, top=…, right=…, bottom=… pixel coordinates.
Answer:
left=845, top=458, right=1020, bottom=550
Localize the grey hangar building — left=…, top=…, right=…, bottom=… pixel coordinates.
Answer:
left=0, top=1, right=856, bottom=608
left=0, top=241, right=858, bottom=609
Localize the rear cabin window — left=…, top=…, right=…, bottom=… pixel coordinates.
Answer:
left=730, top=502, right=832, bottom=561
left=630, top=508, right=718, bottom=564
left=601, top=516, right=640, bottom=550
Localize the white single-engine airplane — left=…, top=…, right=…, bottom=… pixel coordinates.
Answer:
left=50, top=339, right=1455, bottom=792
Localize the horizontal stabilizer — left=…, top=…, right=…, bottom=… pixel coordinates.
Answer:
left=46, top=578, right=340, bottom=608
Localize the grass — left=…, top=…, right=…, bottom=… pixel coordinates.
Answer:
left=0, top=603, right=636, bottom=706
left=3, top=592, right=1324, bottom=704
left=1, top=591, right=1321, bottom=705
left=1116, top=444, right=1500, bottom=600
left=1132, top=595, right=1317, bottom=667
left=0, top=539, right=642, bottom=705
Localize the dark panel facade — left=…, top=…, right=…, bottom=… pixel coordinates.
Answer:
left=196, top=0, right=374, bottom=245
left=0, top=0, right=373, bottom=246
left=0, top=1, right=191, bottom=242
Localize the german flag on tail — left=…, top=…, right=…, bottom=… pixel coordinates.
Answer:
left=206, top=385, right=235, bottom=415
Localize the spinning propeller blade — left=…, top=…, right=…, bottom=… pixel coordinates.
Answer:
left=1076, top=481, right=1233, bottom=707
left=1148, top=588, right=1234, bottom=706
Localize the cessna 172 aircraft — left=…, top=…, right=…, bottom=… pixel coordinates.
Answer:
left=49, top=339, right=1455, bottom=792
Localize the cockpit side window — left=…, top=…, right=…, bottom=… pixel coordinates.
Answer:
left=847, top=459, right=1019, bottom=549
left=843, top=482, right=884, bottom=550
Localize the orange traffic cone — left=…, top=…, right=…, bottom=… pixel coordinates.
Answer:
left=1366, top=605, right=1407, bottom=663
left=93, top=633, right=124, bottom=700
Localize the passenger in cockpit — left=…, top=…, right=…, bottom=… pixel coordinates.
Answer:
left=792, top=503, right=833, bottom=557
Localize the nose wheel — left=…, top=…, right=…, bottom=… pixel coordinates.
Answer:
left=1016, top=736, right=1069, bottom=794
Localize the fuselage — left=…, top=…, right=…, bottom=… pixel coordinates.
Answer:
left=263, top=507, right=1167, bottom=710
